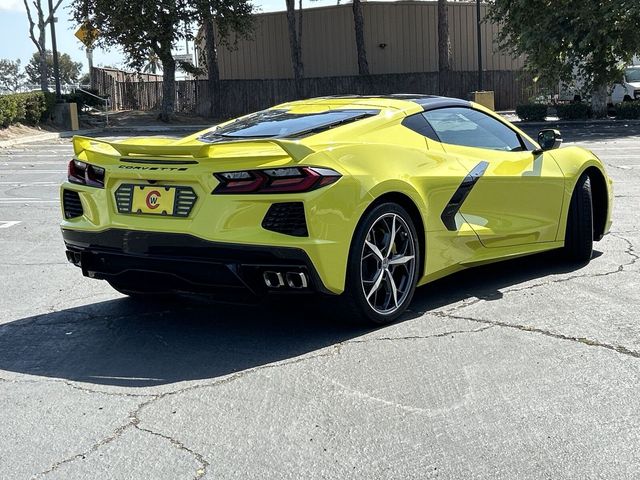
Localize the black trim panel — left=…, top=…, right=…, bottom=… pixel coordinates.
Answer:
left=441, top=161, right=489, bottom=231
left=61, top=228, right=331, bottom=295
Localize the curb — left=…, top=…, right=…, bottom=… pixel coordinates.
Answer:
left=104, top=125, right=210, bottom=133
left=0, top=128, right=104, bottom=148
left=513, top=119, right=640, bottom=128
left=0, top=124, right=210, bottom=147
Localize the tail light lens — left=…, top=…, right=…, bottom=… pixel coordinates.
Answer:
left=68, top=160, right=105, bottom=188
left=213, top=167, right=341, bottom=194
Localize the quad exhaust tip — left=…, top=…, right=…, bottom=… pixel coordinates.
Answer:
left=263, top=271, right=308, bottom=289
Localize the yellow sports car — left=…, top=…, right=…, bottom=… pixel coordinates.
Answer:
left=61, top=95, right=613, bottom=324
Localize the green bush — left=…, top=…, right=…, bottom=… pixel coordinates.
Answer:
left=615, top=101, right=640, bottom=119
left=555, top=102, right=592, bottom=120
left=0, top=91, right=52, bottom=127
left=515, top=104, right=548, bottom=122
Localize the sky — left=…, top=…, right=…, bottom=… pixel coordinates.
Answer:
left=0, top=0, right=337, bottom=74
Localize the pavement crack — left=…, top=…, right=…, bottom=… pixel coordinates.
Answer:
left=33, top=406, right=141, bottom=478
left=345, top=325, right=493, bottom=344
left=134, top=425, right=209, bottom=479
left=436, top=233, right=638, bottom=314
left=433, top=311, right=640, bottom=359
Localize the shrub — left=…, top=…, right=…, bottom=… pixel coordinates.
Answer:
left=615, top=101, right=640, bottom=120
left=555, top=102, right=592, bottom=120
left=515, top=104, right=548, bottom=122
left=0, top=91, right=52, bottom=127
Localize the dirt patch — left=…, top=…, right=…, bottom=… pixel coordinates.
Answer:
left=0, top=124, right=62, bottom=141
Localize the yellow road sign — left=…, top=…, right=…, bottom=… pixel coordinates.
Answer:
left=75, top=22, right=99, bottom=48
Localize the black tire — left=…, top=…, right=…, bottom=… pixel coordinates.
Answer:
left=338, top=202, right=420, bottom=325
left=563, top=173, right=593, bottom=262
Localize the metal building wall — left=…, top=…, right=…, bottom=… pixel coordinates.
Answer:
left=208, top=1, right=524, bottom=80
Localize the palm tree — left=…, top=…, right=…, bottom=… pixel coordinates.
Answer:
left=352, top=0, right=369, bottom=75
left=438, top=0, right=451, bottom=95
left=142, top=53, right=162, bottom=75
left=285, top=0, right=304, bottom=96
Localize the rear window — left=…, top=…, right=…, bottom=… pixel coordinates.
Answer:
left=199, top=109, right=379, bottom=142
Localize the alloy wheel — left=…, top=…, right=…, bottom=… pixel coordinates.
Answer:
left=360, top=213, right=416, bottom=315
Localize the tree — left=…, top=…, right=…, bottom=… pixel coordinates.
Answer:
left=0, top=59, right=26, bottom=93
left=488, top=0, right=640, bottom=117
left=437, top=0, right=451, bottom=95
left=197, top=0, right=254, bottom=117
left=25, top=51, right=83, bottom=86
left=22, top=0, right=64, bottom=92
left=71, top=0, right=195, bottom=121
left=352, top=0, right=369, bottom=75
left=285, top=0, right=303, bottom=96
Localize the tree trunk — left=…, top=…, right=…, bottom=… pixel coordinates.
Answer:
left=38, top=29, right=48, bottom=92
left=352, top=0, right=369, bottom=75
left=159, top=52, right=176, bottom=122
left=437, top=0, right=451, bottom=96
left=203, top=15, right=221, bottom=118
left=285, top=0, right=303, bottom=97
left=591, top=82, right=609, bottom=118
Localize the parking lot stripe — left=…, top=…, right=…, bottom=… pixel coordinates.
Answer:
left=0, top=221, right=21, bottom=229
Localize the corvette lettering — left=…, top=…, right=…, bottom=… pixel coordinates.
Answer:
left=118, top=165, right=188, bottom=171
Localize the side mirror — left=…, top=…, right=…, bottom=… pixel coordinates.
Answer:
left=537, top=129, right=562, bottom=151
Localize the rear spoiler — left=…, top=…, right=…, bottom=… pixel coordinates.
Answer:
left=72, top=136, right=316, bottom=162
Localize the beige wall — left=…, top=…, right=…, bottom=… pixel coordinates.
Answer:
left=198, top=1, right=524, bottom=80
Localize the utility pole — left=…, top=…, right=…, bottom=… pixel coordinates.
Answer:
left=48, top=0, right=62, bottom=99
left=476, top=0, right=483, bottom=92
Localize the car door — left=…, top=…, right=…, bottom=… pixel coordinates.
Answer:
left=422, top=107, right=565, bottom=248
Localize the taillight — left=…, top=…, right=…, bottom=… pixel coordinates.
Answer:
left=212, top=167, right=341, bottom=194
left=68, top=160, right=105, bottom=188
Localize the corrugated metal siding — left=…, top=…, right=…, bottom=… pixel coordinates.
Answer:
left=209, top=1, right=524, bottom=80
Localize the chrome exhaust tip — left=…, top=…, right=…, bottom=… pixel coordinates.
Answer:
left=263, top=271, right=284, bottom=288
left=285, top=271, right=308, bottom=289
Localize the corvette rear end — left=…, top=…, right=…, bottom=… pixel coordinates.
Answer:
left=61, top=133, right=363, bottom=300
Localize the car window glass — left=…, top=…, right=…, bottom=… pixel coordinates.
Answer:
left=625, top=68, right=640, bottom=82
left=423, top=108, right=523, bottom=151
left=200, top=109, right=379, bottom=141
left=401, top=113, right=440, bottom=142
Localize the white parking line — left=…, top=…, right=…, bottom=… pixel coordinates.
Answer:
left=1, top=162, right=70, bottom=165
left=0, top=200, right=59, bottom=204
left=0, top=182, right=59, bottom=186
left=0, top=154, right=71, bottom=158
left=0, top=170, right=64, bottom=173
left=0, top=221, right=21, bottom=229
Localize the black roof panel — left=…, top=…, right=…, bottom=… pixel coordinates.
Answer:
left=318, top=94, right=471, bottom=111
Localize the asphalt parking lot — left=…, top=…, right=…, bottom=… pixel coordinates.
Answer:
left=0, top=123, right=638, bottom=479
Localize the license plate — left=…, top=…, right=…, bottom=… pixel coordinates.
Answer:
left=115, top=184, right=198, bottom=217
left=131, top=185, right=177, bottom=215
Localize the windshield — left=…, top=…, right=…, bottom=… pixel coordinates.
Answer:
left=625, top=68, right=640, bottom=83
left=199, top=109, right=379, bottom=142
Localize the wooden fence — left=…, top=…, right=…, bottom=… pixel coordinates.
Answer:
left=93, top=69, right=543, bottom=116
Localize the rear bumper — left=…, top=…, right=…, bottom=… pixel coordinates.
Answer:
left=62, top=228, right=333, bottom=296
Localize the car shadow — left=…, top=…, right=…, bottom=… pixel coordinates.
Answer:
left=0, top=250, right=600, bottom=388
left=409, top=249, right=602, bottom=313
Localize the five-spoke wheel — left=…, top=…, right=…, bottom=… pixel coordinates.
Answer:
left=361, top=213, right=416, bottom=315
left=341, top=202, right=420, bottom=324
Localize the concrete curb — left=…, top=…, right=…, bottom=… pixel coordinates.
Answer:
left=104, top=125, right=210, bottom=133
left=0, top=124, right=210, bottom=147
left=0, top=128, right=104, bottom=148
left=513, top=119, right=640, bottom=128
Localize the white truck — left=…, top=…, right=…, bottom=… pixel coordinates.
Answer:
left=558, top=63, right=640, bottom=104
